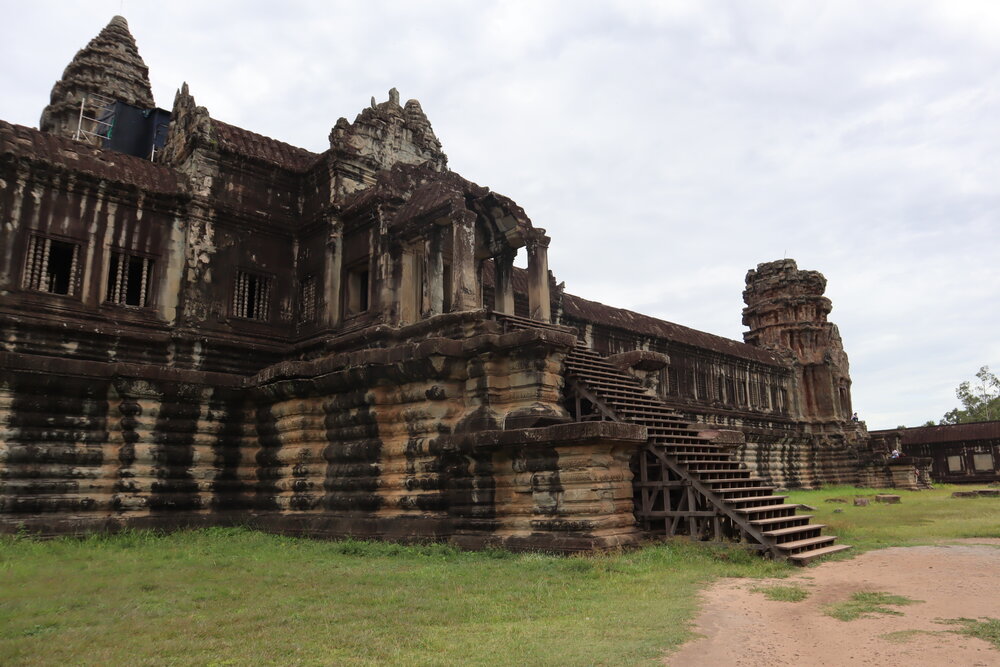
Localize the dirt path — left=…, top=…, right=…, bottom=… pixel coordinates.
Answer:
left=667, top=540, right=1000, bottom=666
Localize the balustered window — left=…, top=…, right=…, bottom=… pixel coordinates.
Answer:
left=696, top=371, right=708, bottom=399
left=22, top=235, right=81, bottom=296
left=299, top=274, right=317, bottom=323
left=105, top=251, right=153, bottom=307
left=233, top=270, right=272, bottom=321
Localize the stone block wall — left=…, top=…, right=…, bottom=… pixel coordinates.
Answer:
left=0, top=322, right=647, bottom=551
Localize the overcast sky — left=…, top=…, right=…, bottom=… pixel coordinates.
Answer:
left=2, top=0, right=998, bottom=429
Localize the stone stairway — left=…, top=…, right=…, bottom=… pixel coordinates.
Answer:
left=497, top=313, right=851, bottom=564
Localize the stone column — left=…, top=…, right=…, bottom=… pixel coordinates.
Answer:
left=494, top=248, right=516, bottom=314
left=450, top=210, right=478, bottom=312
left=325, top=221, right=343, bottom=327
left=526, top=230, right=551, bottom=322
left=425, top=225, right=445, bottom=317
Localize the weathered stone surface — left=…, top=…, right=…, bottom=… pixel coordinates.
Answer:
left=0, top=15, right=900, bottom=551
left=853, top=497, right=869, bottom=506
left=875, top=494, right=901, bottom=504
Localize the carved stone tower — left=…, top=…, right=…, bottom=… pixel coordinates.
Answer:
left=39, top=15, right=154, bottom=138
left=742, top=259, right=853, bottom=424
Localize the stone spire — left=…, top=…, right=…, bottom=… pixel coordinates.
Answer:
left=328, top=88, right=447, bottom=180
left=40, top=15, right=155, bottom=138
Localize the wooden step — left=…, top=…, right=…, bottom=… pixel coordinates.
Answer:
left=725, top=495, right=789, bottom=506
left=763, top=524, right=826, bottom=538
left=776, top=535, right=835, bottom=552
left=560, top=342, right=854, bottom=564
left=709, top=477, right=766, bottom=485
left=687, top=467, right=746, bottom=475
left=732, top=503, right=799, bottom=515
left=788, top=543, right=852, bottom=565
left=750, top=515, right=813, bottom=527
left=715, top=486, right=776, bottom=496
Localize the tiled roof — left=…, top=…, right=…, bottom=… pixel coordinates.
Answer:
left=480, top=261, right=781, bottom=365
left=560, top=293, right=781, bottom=365
left=880, top=421, right=1000, bottom=445
left=0, top=120, right=179, bottom=193
left=211, top=120, right=320, bottom=173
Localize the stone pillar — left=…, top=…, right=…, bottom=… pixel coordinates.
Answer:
left=325, top=222, right=343, bottom=327
left=494, top=248, right=516, bottom=314
left=425, top=226, right=445, bottom=317
left=526, top=230, right=551, bottom=322
left=450, top=210, right=478, bottom=312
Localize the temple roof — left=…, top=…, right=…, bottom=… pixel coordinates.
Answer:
left=876, top=421, right=1000, bottom=445
left=560, top=293, right=782, bottom=365
left=0, top=120, right=179, bottom=194
left=341, top=163, right=534, bottom=247
left=211, top=120, right=320, bottom=173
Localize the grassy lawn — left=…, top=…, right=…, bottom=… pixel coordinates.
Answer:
left=0, top=529, right=787, bottom=666
left=785, top=484, right=1000, bottom=554
left=0, top=485, right=996, bottom=665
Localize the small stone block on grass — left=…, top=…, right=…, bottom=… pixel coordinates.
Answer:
left=854, top=497, right=869, bottom=506
left=874, top=494, right=900, bottom=504
left=974, top=489, right=999, bottom=497
left=951, top=491, right=979, bottom=498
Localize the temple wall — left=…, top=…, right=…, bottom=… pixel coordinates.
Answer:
left=0, top=323, right=644, bottom=551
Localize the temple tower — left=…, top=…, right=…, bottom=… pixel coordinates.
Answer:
left=742, top=259, right=853, bottom=423
left=40, top=15, right=154, bottom=139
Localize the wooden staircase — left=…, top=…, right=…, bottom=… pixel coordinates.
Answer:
left=497, top=313, right=851, bottom=564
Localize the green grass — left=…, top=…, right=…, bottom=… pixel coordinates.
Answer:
left=0, top=529, right=791, bottom=666
left=751, top=584, right=810, bottom=602
left=785, top=484, right=1000, bottom=555
left=939, top=617, right=1000, bottom=649
left=0, top=485, right=996, bottom=664
left=824, top=591, right=922, bottom=621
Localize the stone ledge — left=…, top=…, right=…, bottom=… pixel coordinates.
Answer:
left=439, top=421, right=648, bottom=452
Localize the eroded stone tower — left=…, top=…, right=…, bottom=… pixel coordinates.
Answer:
left=39, top=15, right=154, bottom=138
left=742, top=259, right=853, bottom=424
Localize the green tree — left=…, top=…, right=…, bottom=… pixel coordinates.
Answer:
left=940, top=366, right=1000, bottom=424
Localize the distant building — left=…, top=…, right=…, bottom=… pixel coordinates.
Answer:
left=872, top=422, right=1000, bottom=484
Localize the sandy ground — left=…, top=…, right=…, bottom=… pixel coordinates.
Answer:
left=667, top=539, right=1000, bottom=666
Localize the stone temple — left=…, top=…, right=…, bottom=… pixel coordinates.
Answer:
left=0, top=17, right=914, bottom=560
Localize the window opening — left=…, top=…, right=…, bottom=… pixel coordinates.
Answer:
left=973, top=453, right=994, bottom=472
left=696, top=372, right=708, bottom=400
left=299, top=275, right=317, bottom=323
left=234, top=271, right=272, bottom=320
left=22, top=235, right=80, bottom=296
left=345, top=263, right=370, bottom=317
left=442, top=264, right=452, bottom=312
left=105, top=252, right=153, bottom=306
left=946, top=455, right=964, bottom=473
left=724, top=377, right=736, bottom=404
